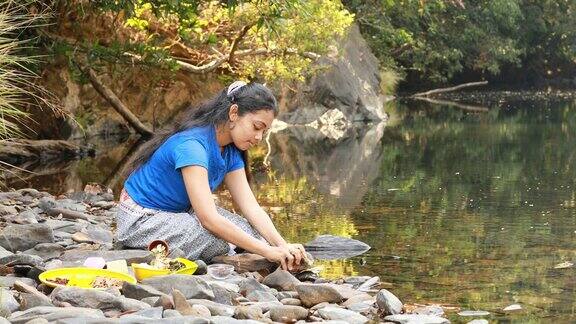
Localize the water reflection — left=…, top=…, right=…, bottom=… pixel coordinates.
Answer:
left=3, top=94, right=576, bottom=321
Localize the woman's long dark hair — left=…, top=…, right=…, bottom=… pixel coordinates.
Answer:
left=125, top=82, right=278, bottom=179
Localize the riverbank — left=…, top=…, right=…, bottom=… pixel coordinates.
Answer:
left=0, top=186, right=457, bottom=323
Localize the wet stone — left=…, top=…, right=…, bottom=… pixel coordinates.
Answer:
left=384, top=314, right=450, bottom=324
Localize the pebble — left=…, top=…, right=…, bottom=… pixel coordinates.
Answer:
left=262, top=268, right=301, bottom=291
left=376, top=288, right=403, bottom=315
left=281, top=297, right=302, bottom=306
left=318, top=306, right=369, bottom=324
left=295, top=284, right=343, bottom=307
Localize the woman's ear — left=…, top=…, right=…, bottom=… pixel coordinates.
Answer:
left=229, top=104, right=239, bottom=122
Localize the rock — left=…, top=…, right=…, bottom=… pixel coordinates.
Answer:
left=163, top=309, right=182, bottom=318
left=0, top=254, right=44, bottom=267
left=310, top=301, right=333, bottom=311
left=246, top=290, right=278, bottom=302
left=324, top=283, right=364, bottom=299
left=458, top=310, right=490, bottom=317
left=503, top=304, right=522, bottom=312
left=8, top=210, right=38, bottom=224
left=195, top=259, right=208, bottom=275
left=43, top=219, right=83, bottom=233
left=8, top=306, right=105, bottom=324
left=240, top=301, right=283, bottom=312
left=13, top=281, right=52, bottom=306
left=19, top=292, right=54, bottom=310
left=277, top=291, right=298, bottom=300
left=304, top=235, right=370, bottom=260
left=384, top=314, right=450, bottom=324
left=342, top=293, right=373, bottom=308
left=51, top=286, right=150, bottom=312
left=234, top=305, right=265, bottom=321
left=317, top=306, right=369, bottom=323
left=142, top=275, right=214, bottom=300
left=238, top=278, right=269, bottom=296
left=92, top=201, right=116, bottom=210
left=210, top=316, right=262, bottom=324
left=467, top=320, right=489, bottom=324
left=211, top=282, right=241, bottom=305
left=141, top=296, right=159, bottom=306
left=61, top=249, right=153, bottom=265
left=295, top=284, right=343, bottom=307
left=213, top=253, right=277, bottom=273
left=269, top=305, right=308, bottom=322
left=344, top=276, right=373, bottom=285
left=154, top=295, right=174, bottom=309
left=187, top=299, right=235, bottom=317
left=262, top=268, right=301, bottom=291
left=0, top=276, right=36, bottom=288
left=0, top=224, right=54, bottom=252
left=280, top=298, right=302, bottom=306
left=22, top=243, right=64, bottom=261
left=173, top=289, right=202, bottom=316
left=0, top=246, right=12, bottom=259
left=412, top=305, right=445, bottom=317
left=376, top=289, right=403, bottom=315
left=121, top=282, right=168, bottom=300
left=0, top=288, right=19, bottom=313
left=0, top=204, right=18, bottom=216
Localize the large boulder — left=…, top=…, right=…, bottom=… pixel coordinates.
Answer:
left=280, top=24, right=387, bottom=124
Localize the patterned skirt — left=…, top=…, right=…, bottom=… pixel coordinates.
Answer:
left=115, top=190, right=263, bottom=261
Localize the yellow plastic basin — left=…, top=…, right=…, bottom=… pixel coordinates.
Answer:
left=131, top=258, right=198, bottom=281
left=39, top=267, right=137, bottom=289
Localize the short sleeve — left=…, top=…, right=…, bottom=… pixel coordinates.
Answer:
left=173, top=139, right=209, bottom=170
left=227, top=147, right=245, bottom=173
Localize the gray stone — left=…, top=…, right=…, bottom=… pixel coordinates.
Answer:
left=43, top=220, right=83, bottom=233
left=0, top=246, right=12, bottom=259
left=295, top=284, right=343, bottom=307
left=61, top=249, right=153, bottom=265
left=467, top=320, right=489, bottom=324
left=318, top=306, right=369, bottom=323
left=163, top=309, right=182, bottom=318
left=51, top=286, right=150, bottom=312
left=8, top=306, right=105, bottom=324
left=413, top=305, right=444, bottom=316
left=246, top=290, right=278, bottom=302
left=0, top=276, right=36, bottom=288
left=376, top=289, right=403, bottom=315
left=234, top=305, right=265, bottom=321
left=262, top=268, right=301, bottom=291
left=0, top=288, right=19, bottom=313
left=187, top=299, right=235, bottom=317
left=195, top=259, right=208, bottom=275
left=458, top=310, right=490, bottom=317
left=210, top=316, right=262, bottom=324
left=57, top=199, right=87, bottom=212
left=346, top=302, right=372, bottom=314
left=280, top=297, right=301, bottom=306
left=503, top=304, right=522, bottom=312
left=211, top=282, right=240, bottom=305
left=278, top=291, right=298, bottom=300
left=0, top=224, right=54, bottom=252
left=269, top=305, right=308, bottom=322
left=0, top=204, right=18, bottom=216
left=19, top=292, right=54, bottom=310
left=384, top=314, right=450, bottom=324
left=239, top=301, right=282, bottom=312
left=122, top=282, right=168, bottom=300
left=22, top=243, right=64, bottom=261
left=0, top=254, right=44, bottom=267
left=84, top=224, right=114, bottom=244
left=238, top=278, right=269, bottom=296
left=18, top=318, right=47, bottom=324
left=124, top=306, right=163, bottom=319
left=342, top=293, right=374, bottom=308
left=92, top=201, right=116, bottom=210
left=141, top=296, right=160, bottom=307
left=9, top=210, right=38, bottom=224
left=37, top=197, right=57, bottom=212
left=304, top=235, right=371, bottom=260
left=142, top=275, right=214, bottom=300
left=344, top=276, right=372, bottom=285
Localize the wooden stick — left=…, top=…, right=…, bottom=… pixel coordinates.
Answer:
left=84, top=68, right=153, bottom=138
left=411, top=81, right=488, bottom=98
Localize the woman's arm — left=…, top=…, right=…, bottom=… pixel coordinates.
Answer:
left=224, top=168, right=307, bottom=266
left=181, top=166, right=295, bottom=270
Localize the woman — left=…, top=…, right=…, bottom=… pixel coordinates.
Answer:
left=116, top=81, right=305, bottom=271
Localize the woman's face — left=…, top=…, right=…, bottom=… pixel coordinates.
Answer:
left=229, top=107, right=275, bottom=151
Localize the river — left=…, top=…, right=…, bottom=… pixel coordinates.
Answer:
left=3, top=91, right=576, bottom=322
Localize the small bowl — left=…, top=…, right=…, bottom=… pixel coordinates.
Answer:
left=207, top=264, right=235, bottom=280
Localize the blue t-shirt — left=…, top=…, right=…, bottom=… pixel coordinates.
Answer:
left=125, top=125, right=245, bottom=212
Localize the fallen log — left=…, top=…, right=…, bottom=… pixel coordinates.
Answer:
left=0, top=139, right=94, bottom=165
left=411, top=81, right=488, bottom=98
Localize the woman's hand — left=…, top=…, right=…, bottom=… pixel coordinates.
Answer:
left=263, top=246, right=295, bottom=271
left=282, top=243, right=307, bottom=268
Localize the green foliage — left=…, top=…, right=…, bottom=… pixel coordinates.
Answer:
left=345, top=0, right=576, bottom=86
